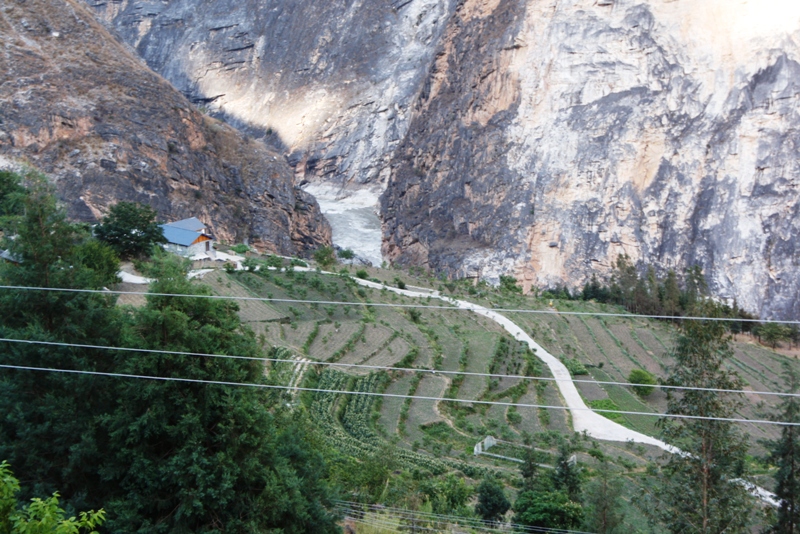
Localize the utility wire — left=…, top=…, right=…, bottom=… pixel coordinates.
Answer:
left=0, top=284, right=796, bottom=325
left=1, top=363, right=798, bottom=426
left=1, top=337, right=797, bottom=399
left=334, top=500, right=593, bottom=534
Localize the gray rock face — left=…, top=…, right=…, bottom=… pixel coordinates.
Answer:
left=86, top=0, right=453, bottom=191
left=87, top=0, right=800, bottom=319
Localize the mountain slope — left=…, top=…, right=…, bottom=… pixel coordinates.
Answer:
left=85, top=0, right=800, bottom=319
left=0, top=0, right=330, bottom=254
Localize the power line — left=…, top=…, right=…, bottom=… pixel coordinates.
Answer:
left=334, top=500, right=592, bottom=534
left=1, top=363, right=798, bottom=426
left=0, top=284, right=796, bottom=325
left=1, top=336, right=797, bottom=400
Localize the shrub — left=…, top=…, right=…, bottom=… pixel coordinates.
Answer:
left=628, top=368, right=657, bottom=397
left=230, top=243, right=249, bottom=254
left=499, top=275, right=522, bottom=294
left=313, top=246, right=336, bottom=269
left=563, top=358, right=588, bottom=376
left=355, top=269, right=369, bottom=279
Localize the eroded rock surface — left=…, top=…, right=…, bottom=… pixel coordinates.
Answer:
left=86, top=0, right=800, bottom=319
left=0, top=0, right=330, bottom=255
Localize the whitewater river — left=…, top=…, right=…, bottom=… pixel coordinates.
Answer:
left=303, top=184, right=383, bottom=266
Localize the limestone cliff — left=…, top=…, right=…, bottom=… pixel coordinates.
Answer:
left=0, top=0, right=330, bottom=255
left=87, top=0, right=800, bottom=319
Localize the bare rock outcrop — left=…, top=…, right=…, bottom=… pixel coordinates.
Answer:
left=0, top=0, right=330, bottom=255
left=84, top=0, right=800, bottom=319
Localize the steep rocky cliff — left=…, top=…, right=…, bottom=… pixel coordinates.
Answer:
left=87, top=0, right=800, bottom=319
left=0, top=0, right=330, bottom=255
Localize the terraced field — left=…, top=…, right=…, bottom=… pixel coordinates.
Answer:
left=198, top=266, right=799, bottom=486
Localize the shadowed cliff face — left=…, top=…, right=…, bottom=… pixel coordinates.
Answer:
left=85, top=0, right=454, bottom=191
left=86, top=0, right=800, bottom=319
left=0, top=0, right=330, bottom=255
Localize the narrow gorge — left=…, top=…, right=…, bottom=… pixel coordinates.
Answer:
left=83, top=0, right=800, bottom=319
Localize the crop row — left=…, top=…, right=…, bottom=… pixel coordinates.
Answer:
left=309, top=369, right=488, bottom=477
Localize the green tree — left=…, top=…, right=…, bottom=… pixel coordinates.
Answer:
left=100, top=255, right=339, bottom=532
left=0, top=187, right=339, bottom=533
left=313, top=246, right=336, bottom=269
left=0, top=461, right=105, bottom=534
left=552, top=441, right=582, bottom=501
left=520, top=445, right=543, bottom=491
left=338, top=248, right=355, bottom=263
left=583, top=459, right=625, bottom=534
left=420, top=474, right=473, bottom=515
left=499, top=275, right=522, bottom=294
left=648, top=303, right=754, bottom=533
left=628, top=368, right=657, bottom=397
left=475, top=478, right=510, bottom=523
left=765, top=363, right=800, bottom=534
left=514, top=490, right=583, bottom=530
left=94, top=201, right=165, bottom=259
left=660, top=269, right=681, bottom=317
left=0, top=170, right=26, bottom=232
left=758, top=323, right=793, bottom=349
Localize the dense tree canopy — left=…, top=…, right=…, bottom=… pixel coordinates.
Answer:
left=648, top=303, right=755, bottom=533
left=0, top=174, right=339, bottom=533
left=94, top=201, right=165, bottom=259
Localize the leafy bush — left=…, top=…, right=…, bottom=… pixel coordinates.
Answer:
left=355, top=269, right=369, bottom=279
left=563, top=358, right=588, bottom=376
left=628, top=368, right=657, bottom=397
left=313, top=246, right=336, bottom=269
left=499, top=275, right=522, bottom=294
left=230, top=243, right=249, bottom=254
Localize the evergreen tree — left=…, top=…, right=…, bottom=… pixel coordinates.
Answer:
left=475, top=478, right=510, bottom=523
left=0, top=180, right=339, bottom=532
left=765, top=363, right=800, bottom=534
left=99, top=254, right=339, bottom=532
left=552, top=441, right=582, bottom=501
left=648, top=302, right=754, bottom=533
left=661, top=269, right=681, bottom=318
left=94, top=201, right=165, bottom=259
left=583, top=459, right=625, bottom=534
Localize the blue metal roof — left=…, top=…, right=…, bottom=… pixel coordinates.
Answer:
left=160, top=225, right=203, bottom=247
left=164, top=217, right=206, bottom=232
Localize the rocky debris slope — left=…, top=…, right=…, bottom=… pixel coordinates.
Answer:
left=0, top=0, right=330, bottom=255
left=87, top=0, right=800, bottom=319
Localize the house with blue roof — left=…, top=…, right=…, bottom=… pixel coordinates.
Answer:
left=160, top=217, right=214, bottom=258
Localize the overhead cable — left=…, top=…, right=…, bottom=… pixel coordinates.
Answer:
left=0, top=337, right=796, bottom=399
left=1, top=363, right=798, bottom=426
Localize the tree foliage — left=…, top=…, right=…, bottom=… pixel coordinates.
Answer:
left=474, top=478, right=510, bottom=523
left=94, top=201, right=165, bottom=259
left=765, top=363, right=800, bottom=534
left=1, top=461, right=105, bottom=534
left=0, top=175, right=339, bottom=533
left=628, top=368, right=657, bottom=397
left=313, top=246, right=336, bottom=269
left=514, top=490, right=583, bottom=530
left=647, top=303, right=754, bottom=533
left=583, top=459, right=625, bottom=534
